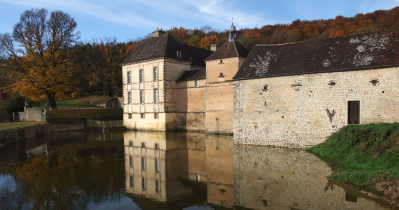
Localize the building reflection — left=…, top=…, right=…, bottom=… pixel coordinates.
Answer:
left=124, top=131, right=395, bottom=210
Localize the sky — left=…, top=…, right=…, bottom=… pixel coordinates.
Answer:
left=0, top=0, right=398, bottom=43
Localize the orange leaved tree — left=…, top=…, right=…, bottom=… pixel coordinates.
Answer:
left=0, top=8, right=80, bottom=107
left=198, top=35, right=221, bottom=50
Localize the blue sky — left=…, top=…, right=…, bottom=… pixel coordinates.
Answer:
left=0, top=0, right=398, bottom=43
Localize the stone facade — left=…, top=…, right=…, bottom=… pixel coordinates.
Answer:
left=233, top=26, right=399, bottom=147
left=234, top=67, right=399, bottom=147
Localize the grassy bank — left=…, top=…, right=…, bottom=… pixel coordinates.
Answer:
left=307, top=123, right=399, bottom=205
left=32, top=95, right=105, bottom=109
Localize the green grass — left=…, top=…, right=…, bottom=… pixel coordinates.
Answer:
left=31, top=95, right=106, bottom=109
left=0, top=122, right=46, bottom=131
left=307, top=123, right=399, bottom=204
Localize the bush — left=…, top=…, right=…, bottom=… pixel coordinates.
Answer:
left=1, top=95, right=25, bottom=116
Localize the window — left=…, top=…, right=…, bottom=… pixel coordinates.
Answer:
left=140, top=90, right=145, bottom=104
left=176, top=51, right=181, bottom=58
left=141, top=142, right=146, bottom=148
left=129, top=155, right=133, bottom=167
left=154, top=113, right=159, bottom=119
left=155, top=159, right=160, bottom=172
left=129, top=141, right=133, bottom=147
left=195, top=80, right=199, bottom=87
left=348, top=101, right=360, bottom=124
left=141, top=157, right=146, bottom=171
left=127, top=71, right=131, bottom=84
left=155, top=143, right=159, bottom=149
left=155, top=180, right=161, bottom=193
left=154, top=89, right=159, bottom=103
left=141, top=113, right=145, bottom=119
left=142, top=178, right=147, bottom=191
left=128, top=92, right=132, bottom=104
left=130, top=176, right=134, bottom=187
left=153, top=67, right=159, bottom=81
left=128, top=113, right=132, bottom=119
left=196, top=174, right=200, bottom=182
left=139, top=69, right=144, bottom=83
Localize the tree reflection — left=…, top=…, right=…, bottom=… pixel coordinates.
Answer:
left=1, top=133, right=125, bottom=210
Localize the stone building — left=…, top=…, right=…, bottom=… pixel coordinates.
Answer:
left=233, top=26, right=399, bottom=147
left=122, top=24, right=399, bottom=146
left=121, top=24, right=248, bottom=134
left=120, top=30, right=213, bottom=131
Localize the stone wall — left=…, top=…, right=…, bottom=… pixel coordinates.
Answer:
left=0, top=124, right=52, bottom=145
left=175, top=79, right=206, bottom=131
left=234, top=67, right=399, bottom=147
left=13, top=107, right=49, bottom=123
left=86, top=119, right=124, bottom=129
left=234, top=145, right=392, bottom=210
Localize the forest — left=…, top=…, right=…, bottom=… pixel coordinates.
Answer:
left=1, top=6, right=399, bottom=112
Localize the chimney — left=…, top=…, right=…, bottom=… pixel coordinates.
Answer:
left=152, top=29, right=166, bottom=37
left=211, top=44, right=220, bottom=52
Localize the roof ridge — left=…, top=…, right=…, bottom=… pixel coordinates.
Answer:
left=233, top=41, right=239, bottom=57
left=161, top=33, right=171, bottom=57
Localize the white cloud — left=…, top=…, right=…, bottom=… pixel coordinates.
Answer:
left=0, top=0, right=159, bottom=28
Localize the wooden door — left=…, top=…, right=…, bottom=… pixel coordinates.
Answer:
left=348, top=101, right=360, bottom=124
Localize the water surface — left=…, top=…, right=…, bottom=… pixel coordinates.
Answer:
left=0, top=131, right=396, bottom=210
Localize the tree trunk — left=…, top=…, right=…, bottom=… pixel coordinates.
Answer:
left=46, top=91, right=57, bottom=108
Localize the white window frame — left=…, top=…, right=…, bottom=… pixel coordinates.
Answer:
left=128, top=91, right=132, bottom=104
left=127, top=71, right=131, bottom=84
left=154, top=89, right=159, bottom=103
left=139, top=69, right=144, bottom=83
left=156, top=180, right=161, bottom=193
left=140, top=90, right=145, bottom=104
left=155, top=159, right=160, bottom=173
left=153, top=67, right=159, bottom=81
left=142, top=178, right=147, bottom=191
left=195, top=80, right=199, bottom=87
left=141, top=157, right=146, bottom=171
left=130, top=176, right=134, bottom=187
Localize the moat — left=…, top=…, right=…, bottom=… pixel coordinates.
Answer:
left=0, top=131, right=397, bottom=210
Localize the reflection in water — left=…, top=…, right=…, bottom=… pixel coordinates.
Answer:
left=234, top=146, right=395, bottom=210
left=124, top=132, right=395, bottom=210
left=0, top=130, right=396, bottom=210
left=0, top=131, right=125, bottom=210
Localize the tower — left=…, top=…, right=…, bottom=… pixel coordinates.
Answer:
left=229, top=22, right=237, bottom=42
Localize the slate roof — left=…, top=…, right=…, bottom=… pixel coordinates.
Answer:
left=233, top=26, right=399, bottom=80
left=204, top=41, right=249, bottom=61
left=175, top=69, right=206, bottom=82
left=121, top=33, right=213, bottom=67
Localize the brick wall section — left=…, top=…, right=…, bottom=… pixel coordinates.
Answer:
left=234, top=67, right=399, bottom=148
left=234, top=145, right=391, bottom=209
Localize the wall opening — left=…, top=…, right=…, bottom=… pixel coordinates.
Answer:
left=348, top=101, right=360, bottom=124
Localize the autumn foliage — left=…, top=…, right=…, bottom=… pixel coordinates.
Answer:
left=165, top=7, right=399, bottom=50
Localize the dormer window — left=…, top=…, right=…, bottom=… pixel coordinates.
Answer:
left=176, top=51, right=181, bottom=58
